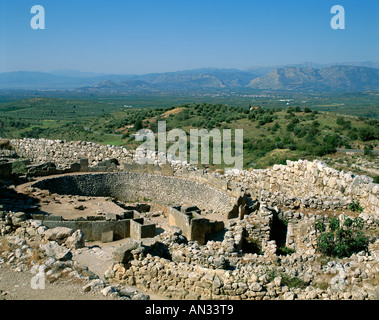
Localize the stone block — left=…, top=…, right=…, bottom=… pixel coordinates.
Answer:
left=113, top=239, right=141, bottom=263
left=11, top=212, right=27, bottom=225
left=80, top=159, right=89, bottom=172
left=69, top=163, right=81, bottom=173
left=101, top=231, right=114, bottom=243
left=40, top=241, right=72, bottom=261
left=140, top=222, right=156, bottom=239
left=65, top=230, right=85, bottom=249
left=160, top=163, right=173, bottom=176
left=44, top=226, right=74, bottom=244
left=105, top=212, right=118, bottom=221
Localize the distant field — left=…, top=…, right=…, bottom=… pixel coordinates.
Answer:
left=307, top=92, right=379, bottom=118
left=0, top=97, right=121, bottom=120
left=0, top=91, right=378, bottom=119
left=311, top=105, right=378, bottom=118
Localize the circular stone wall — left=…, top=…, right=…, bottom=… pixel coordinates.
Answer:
left=32, top=172, right=236, bottom=215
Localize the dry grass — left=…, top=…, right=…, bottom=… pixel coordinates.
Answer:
left=145, top=107, right=186, bottom=124
left=0, top=237, right=12, bottom=253
left=25, top=249, right=45, bottom=266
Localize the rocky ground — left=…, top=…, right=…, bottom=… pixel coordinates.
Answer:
left=1, top=194, right=379, bottom=301
left=0, top=210, right=155, bottom=301
left=0, top=264, right=111, bottom=300
left=1, top=175, right=379, bottom=301
left=324, top=154, right=379, bottom=178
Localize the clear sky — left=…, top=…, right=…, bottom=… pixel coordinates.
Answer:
left=0, top=0, right=378, bottom=74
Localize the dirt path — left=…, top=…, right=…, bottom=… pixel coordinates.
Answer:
left=0, top=264, right=111, bottom=300
left=72, top=240, right=166, bottom=300
left=0, top=239, right=166, bottom=300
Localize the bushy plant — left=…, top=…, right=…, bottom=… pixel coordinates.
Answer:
left=315, top=217, right=368, bottom=258
left=349, top=200, right=364, bottom=213
left=12, top=160, right=27, bottom=175
left=276, top=246, right=296, bottom=256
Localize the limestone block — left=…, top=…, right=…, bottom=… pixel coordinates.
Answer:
left=101, top=230, right=114, bottom=243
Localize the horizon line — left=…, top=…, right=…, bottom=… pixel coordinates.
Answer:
left=2, top=61, right=379, bottom=76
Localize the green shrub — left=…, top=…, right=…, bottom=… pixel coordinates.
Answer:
left=349, top=200, right=364, bottom=213
left=329, top=217, right=340, bottom=232
left=266, top=269, right=308, bottom=289
left=276, top=246, right=296, bottom=256
left=363, top=145, right=373, bottom=156
left=281, top=274, right=308, bottom=289
left=12, top=160, right=27, bottom=175
left=358, top=127, right=376, bottom=141
left=316, top=217, right=368, bottom=258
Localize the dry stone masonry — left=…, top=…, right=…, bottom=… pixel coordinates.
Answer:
left=1, top=138, right=378, bottom=300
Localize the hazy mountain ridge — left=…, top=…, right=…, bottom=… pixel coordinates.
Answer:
left=248, top=66, right=379, bottom=91
left=1, top=62, right=379, bottom=92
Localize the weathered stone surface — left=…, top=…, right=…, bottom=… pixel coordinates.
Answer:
left=101, top=231, right=114, bottom=243
left=40, top=241, right=72, bottom=261
left=11, top=212, right=26, bottom=225
left=101, top=286, right=116, bottom=296
left=44, top=227, right=74, bottom=244
left=2, top=138, right=379, bottom=301
left=65, top=230, right=85, bottom=249
left=113, top=239, right=141, bottom=263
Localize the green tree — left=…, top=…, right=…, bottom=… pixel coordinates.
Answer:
left=358, top=127, right=376, bottom=141
left=134, top=118, right=143, bottom=131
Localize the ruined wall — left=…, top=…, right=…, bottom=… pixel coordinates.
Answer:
left=167, top=206, right=224, bottom=245
left=32, top=172, right=236, bottom=216
left=227, top=160, right=379, bottom=220
left=130, top=218, right=156, bottom=239
left=41, top=217, right=131, bottom=241
left=7, top=138, right=189, bottom=172
left=5, top=138, right=379, bottom=220
left=8, top=138, right=134, bottom=167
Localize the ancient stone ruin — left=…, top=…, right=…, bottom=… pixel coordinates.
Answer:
left=0, top=138, right=378, bottom=300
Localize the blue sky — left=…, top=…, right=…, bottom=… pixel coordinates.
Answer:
left=0, top=0, right=378, bottom=74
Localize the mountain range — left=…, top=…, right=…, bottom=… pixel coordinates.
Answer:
left=1, top=62, right=379, bottom=92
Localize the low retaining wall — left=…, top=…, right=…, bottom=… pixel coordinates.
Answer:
left=32, top=214, right=156, bottom=242
left=35, top=216, right=131, bottom=241
left=32, top=172, right=236, bottom=216
left=8, top=138, right=134, bottom=168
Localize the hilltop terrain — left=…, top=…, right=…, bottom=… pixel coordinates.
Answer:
left=1, top=99, right=377, bottom=179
